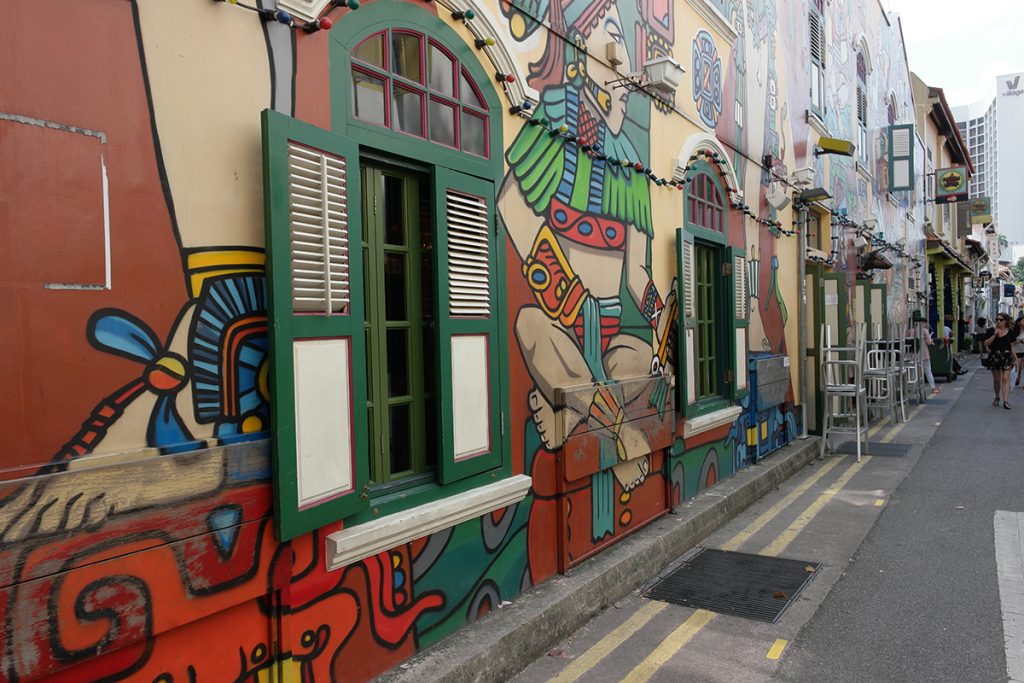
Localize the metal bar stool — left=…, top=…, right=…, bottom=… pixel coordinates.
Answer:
left=820, top=323, right=869, bottom=462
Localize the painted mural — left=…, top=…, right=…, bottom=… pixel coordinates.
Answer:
left=0, top=0, right=913, bottom=679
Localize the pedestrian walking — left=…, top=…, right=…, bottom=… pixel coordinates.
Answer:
left=919, top=323, right=939, bottom=395
left=1013, top=316, right=1024, bottom=388
left=985, top=313, right=1015, bottom=409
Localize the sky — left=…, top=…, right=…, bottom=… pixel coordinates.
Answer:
left=884, top=0, right=1024, bottom=109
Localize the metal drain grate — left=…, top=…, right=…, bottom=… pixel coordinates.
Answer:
left=644, top=548, right=820, bottom=623
left=834, top=442, right=911, bottom=457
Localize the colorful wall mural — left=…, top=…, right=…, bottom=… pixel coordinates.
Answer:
left=0, top=0, right=915, bottom=680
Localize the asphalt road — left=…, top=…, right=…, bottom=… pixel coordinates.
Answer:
left=776, top=357, right=1021, bottom=682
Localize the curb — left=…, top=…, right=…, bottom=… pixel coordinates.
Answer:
left=378, top=437, right=820, bottom=683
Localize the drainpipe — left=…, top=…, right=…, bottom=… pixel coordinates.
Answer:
left=797, top=201, right=809, bottom=439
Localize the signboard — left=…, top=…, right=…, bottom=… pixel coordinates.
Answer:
left=971, top=196, right=992, bottom=224
left=935, top=166, right=968, bottom=203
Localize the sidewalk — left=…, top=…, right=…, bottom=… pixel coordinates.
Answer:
left=379, top=437, right=820, bottom=683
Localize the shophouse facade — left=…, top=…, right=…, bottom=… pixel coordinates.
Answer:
left=0, top=1, right=920, bottom=680
left=912, top=73, right=975, bottom=351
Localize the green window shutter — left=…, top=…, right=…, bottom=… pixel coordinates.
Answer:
left=888, top=124, right=915, bottom=191
left=808, top=10, right=825, bottom=115
left=261, top=109, right=369, bottom=541
left=676, top=228, right=698, bottom=416
left=727, top=247, right=749, bottom=400
left=433, top=168, right=502, bottom=484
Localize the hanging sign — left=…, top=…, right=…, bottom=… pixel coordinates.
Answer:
left=935, top=166, right=968, bottom=203
left=971, top=196, right=992, bottom=224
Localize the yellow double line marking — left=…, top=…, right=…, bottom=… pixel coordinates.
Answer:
left=553, top=454, right=871, bottom=683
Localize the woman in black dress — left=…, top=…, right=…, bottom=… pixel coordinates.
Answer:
left=985, top=314, right=1016, bottom=409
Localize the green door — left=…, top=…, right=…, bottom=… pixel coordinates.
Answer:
left=807, top=267, right=848, bottom=435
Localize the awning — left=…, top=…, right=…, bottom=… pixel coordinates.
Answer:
left=964, top=237, right=987, bottom=260
left=926, top=236, right=973, bottom=273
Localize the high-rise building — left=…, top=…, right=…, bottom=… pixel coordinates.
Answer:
left=954, top=72, right=1024, bottom=243
left=953, top=98, right=996, bottom=216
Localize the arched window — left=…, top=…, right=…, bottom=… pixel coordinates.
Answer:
left=264, top=2, right=508, bottom=540
left=678, top=160, right=747, bottom=409
left=350, top=29, right=490, bottom=158
left=856, top=50, right=868, bottom=165
left=887, top=94, right=898, bottom=126
left=687, top=172, right=726, bottom=233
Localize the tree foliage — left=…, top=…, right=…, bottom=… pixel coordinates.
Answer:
left=1013, top=256, right=1024, bottom=285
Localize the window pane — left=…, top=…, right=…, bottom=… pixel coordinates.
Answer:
left=392, top=85, right=424, bottom=137
left=387, top=329, right=409, bottom=397
left=352, top=69, right=386, bottom=125
left=428, top=43, right=455, bottom=96
left=365, top=328, right=374, bottom=403
left=460, top=70, right=485, bottom=109
left=461, top=111, right=486, bottom=157
left=384, top=252, right=407, bottom=321
left=391, top=33, right=423, bottom=84
left=811, top=64, right=821, bottom=109
left=424, top=395, right=437, bottom=467
left=353, top=33, right=384, bottom=67
left=429, top=99, right=456, bottom=147
left=383, top=175, right=405, bottom=246
left=418, top=177, right=434, bottom=324
left=389, top=403, right=411, bottom=473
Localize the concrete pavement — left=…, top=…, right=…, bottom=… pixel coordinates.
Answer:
left=514, top=361, right=987, bottom=682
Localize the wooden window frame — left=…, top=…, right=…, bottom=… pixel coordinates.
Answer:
left=350, top=29, right=490, bottom=159
left=677, top=162, right=748, bottom=419
left=263, top=4, right=511, bottom=541
left=361, top=165, right=435, bottom=488
left=808, top=7, right=826, bottom=117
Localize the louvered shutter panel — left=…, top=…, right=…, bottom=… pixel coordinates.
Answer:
left=857, top=87, right=868, bottom=127
left=956, top=201, right=971, bottom=238
left=676, top=229, right=699, bottom=416
left=288, top=143, right=350, bottom=314
left=888, top=124, right=915, bottom=191
left=262, top=109, right=369, bottom=541
left=808, top=12, right=823, bottom=64
left=434, top=168, right=503, bottom=484
left=727, top=247, right=749, bottom=400
left=446, top=190, right=491, bottom=316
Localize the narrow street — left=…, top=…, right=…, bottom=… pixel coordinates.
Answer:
left=515, top=358, right=1023, bottom=682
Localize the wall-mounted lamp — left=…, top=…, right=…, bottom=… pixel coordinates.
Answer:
left=861, top=250, right=893, bottom=271
left=813, top=136, right=856, bottom=157
left=606, top=57, right=686, bottom=98
left=790, top=167, right=815, bottom=188
left=798, top=187, right=832, bottom=203
left=766, top=183, right=790, bottom=211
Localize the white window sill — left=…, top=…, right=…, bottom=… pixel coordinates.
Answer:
left=325, top=474, right=532, bottom=571
left=686, top=0, right=738, bottom=44
left=887, top=193, right=899, bottom=207
left=683, top=406, right=743, bottom=439
left=807, top=110, right=830, bottom=138
left=856, top=161, right=872, bottom=182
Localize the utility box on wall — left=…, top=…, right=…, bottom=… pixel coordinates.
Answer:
left=742, top=354, right=793, bottom=466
